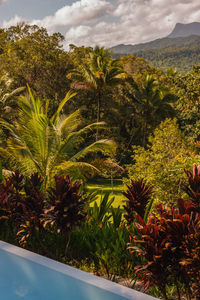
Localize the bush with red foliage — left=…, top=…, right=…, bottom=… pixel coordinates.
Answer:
left=128, top=164, right=200, bottom=300
left=17, top=173, right=45, bottom=245
left=182, top=163, right=200, bottom=213
left=44, top=175, right=88, bottom=254
left=123, top=179, right=153, bottom=224
left=0, top=172, right=88, bottom=254
left=0, top=171, right=25, bottom=227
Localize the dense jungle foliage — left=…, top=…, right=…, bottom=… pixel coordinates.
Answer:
left=112, top=35, right=200, bottom=72
left=1, top=23, right=200, bottom=299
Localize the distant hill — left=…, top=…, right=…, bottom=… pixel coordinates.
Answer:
left=110, top=35, right=200, bottom=55
left=110, top=22, right=200, bottom=72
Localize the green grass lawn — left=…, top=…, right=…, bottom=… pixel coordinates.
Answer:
left=86, top=179, right=125, bottom=207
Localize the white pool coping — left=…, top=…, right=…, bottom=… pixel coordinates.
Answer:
left=0, top=240, right=157, bottom=300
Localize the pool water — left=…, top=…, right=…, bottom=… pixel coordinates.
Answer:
left=0, top=241, right=156, bottom=300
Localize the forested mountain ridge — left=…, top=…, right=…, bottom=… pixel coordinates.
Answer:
left=110, top=22, right=200, bottom=54
left=110, top=35, right=200, bottom=55
left=110, top=22, right=200, bottom=71
left=132, top=44, right=200, bottom=72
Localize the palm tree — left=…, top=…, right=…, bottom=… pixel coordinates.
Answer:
left=67, top=46, right=125, bottom=139
left=0, top=86, right=116, bottom=188
left=126, top=75, right=177, bottom=146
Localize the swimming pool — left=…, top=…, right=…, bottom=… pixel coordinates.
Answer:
left=0, top=241, right=157, bottom=300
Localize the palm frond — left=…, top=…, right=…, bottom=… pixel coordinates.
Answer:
left=51, top=90, right=76, bottom=125
left=27, top=84, right=43, bottom=115
left=56, top=109, right=82, bottom=137
left=70, top=139, right=116, bottom=161
left=56, top=161, right=99, bottom=179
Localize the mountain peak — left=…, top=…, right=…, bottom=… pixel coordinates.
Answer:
left=168, top=22, right=200, bottom=38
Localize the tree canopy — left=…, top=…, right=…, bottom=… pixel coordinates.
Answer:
left=0, top=87, right=116, bottom=188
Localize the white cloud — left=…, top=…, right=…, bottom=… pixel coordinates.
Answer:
left=2, top=0, right=200, bottom=48
left=31, top=0, right=112, bottom=31
left=64, top=0, right=200, bottom=48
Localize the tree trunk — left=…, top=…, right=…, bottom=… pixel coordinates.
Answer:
left=65, top=232, right=71, bottom=257
left=96, top=90, right=101, bottom=141
left=175, top=277, right=181, bottom=300
left=111, top=172, right=113, bottom=194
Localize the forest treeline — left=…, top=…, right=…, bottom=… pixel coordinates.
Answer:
left=132, top=45, right=200, bottom=72
left=112, top=35, right=200, bottom=72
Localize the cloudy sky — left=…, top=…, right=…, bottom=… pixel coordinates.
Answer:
left=1, top=0, right=200, bottom=48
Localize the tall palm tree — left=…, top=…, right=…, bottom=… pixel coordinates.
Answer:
left=0, top=86, right=116, bottom=188
left=126, top=75, right=177, bottom=146
left=67, top=46, right=125, bottom=139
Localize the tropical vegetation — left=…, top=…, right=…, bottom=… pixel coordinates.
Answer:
left=0, top=86, right=116, bottom=188
left=0, top=22, right=200, bottom=299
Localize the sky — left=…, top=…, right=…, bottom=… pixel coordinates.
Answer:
left=1, top=0, right=200, bottom=49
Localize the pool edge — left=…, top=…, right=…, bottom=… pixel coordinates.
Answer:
left=0, top=240, right=157, bottom=300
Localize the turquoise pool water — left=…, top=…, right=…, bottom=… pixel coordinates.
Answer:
left=0, top=242, right=156, bottom=300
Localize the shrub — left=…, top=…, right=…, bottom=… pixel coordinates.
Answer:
left=129, top=163, right=200, bottom=299
left=126, top=118, right=197, bottom=205
left=88, top=192, right=115, bottom=226
left=44, top=175, right=88, bottom=254
left=68, top=221, right=136, bottom=279
left=17, top=173, right=45, bottom=247
left=123, top=179, right=153, bottom=224
left=0, top=171, right=89, bottom=258
left=0, top=171, right=24, bottom=231
left=69, top=193, right=136, bottom=279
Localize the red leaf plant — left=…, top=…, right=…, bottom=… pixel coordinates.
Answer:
left=181, top=163, right=200, bottom=213
left=0, top=171, right=25, bottom=228
left=128, top=164, right=200, bottom=300
left=44, top=175, right=88, bottom=255
left=17, top=173, right=45, bottom=246
left=123, top=179, right=153, bottom=224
